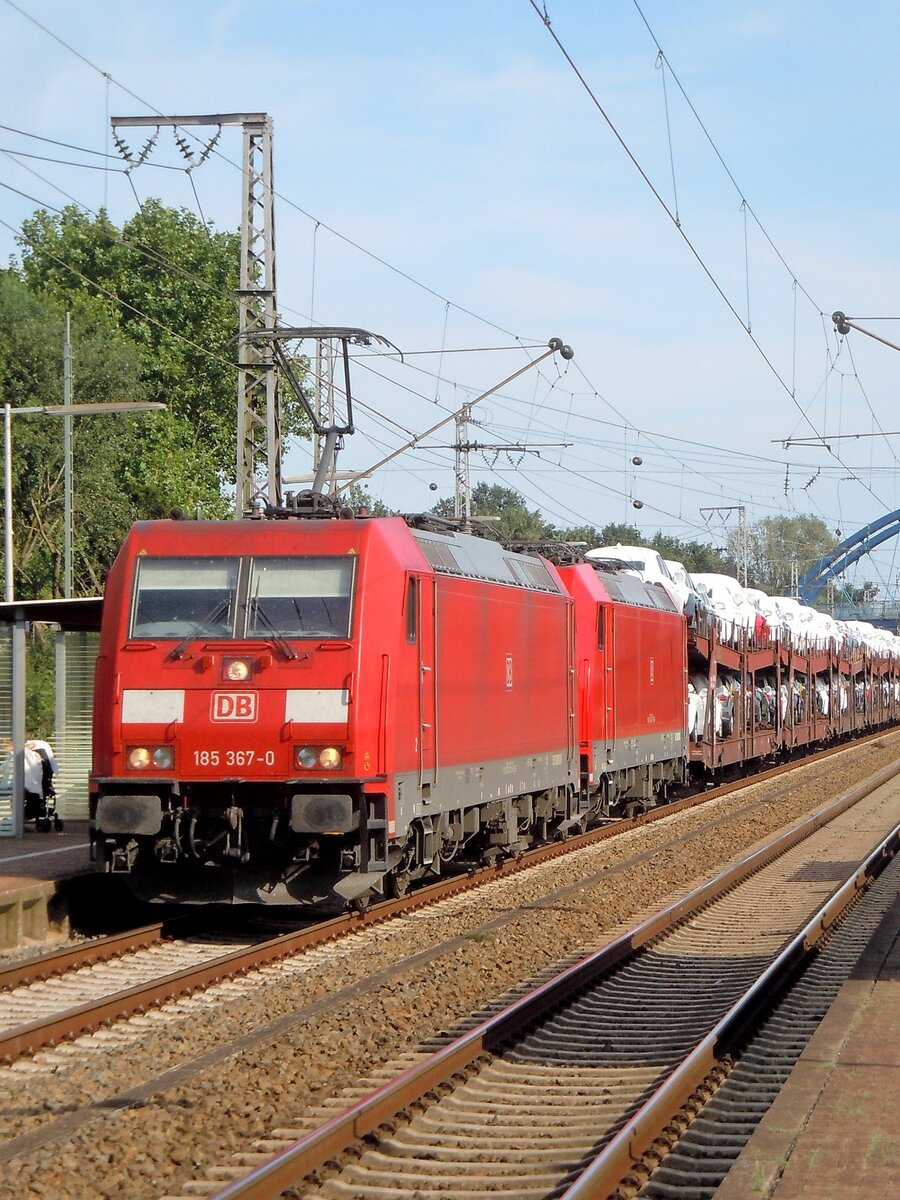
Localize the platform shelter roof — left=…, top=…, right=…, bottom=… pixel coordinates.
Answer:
left=0, top=597, right=103, bottom=631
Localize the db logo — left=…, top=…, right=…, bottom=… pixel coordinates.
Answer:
left=211, top=692, right=258, bottom=722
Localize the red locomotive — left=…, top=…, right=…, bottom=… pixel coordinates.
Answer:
left=91, top=509, right=900, bottom=909
left=91, top=514, right=578, bottom=907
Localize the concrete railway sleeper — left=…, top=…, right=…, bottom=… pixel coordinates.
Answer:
left=171, top=762, right=900, bottom=1200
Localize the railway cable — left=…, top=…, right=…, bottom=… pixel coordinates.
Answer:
left=3, top=0, right=534, bottom=345
left=345, top=350, right=737, bottom=535
left=1, top=147, right=643, bottom=535
left=0, top=118, right=842, bottom=539
left=7, top=2, right=897, bottom=520
left=0, top=11, right=836, bottom=530
left=0, top=162, right=246, bottom=326
left=526, top=1, right=888, bottom=515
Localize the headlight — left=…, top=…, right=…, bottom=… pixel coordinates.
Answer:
left=224, top=658, right=251, bottom=682
left=294, top=745, right=343, bottom=770
left=127, top=745, right=174, bottom=770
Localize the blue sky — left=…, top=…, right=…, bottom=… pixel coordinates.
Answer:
left=1, top=1, right=899, bottom=595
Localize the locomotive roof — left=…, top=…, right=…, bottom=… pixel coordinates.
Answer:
left=598, top=569, right=680, bottom=612
left=562, top=560, right=681, bottom=613
left=411, top=528, right=562, bottom=593
left=120, top=518, right=563, bottom=594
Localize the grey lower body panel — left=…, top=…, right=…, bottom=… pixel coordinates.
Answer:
left=593, top=728, right=687, bottom=776
left=392, top=748, right=576, bottom=833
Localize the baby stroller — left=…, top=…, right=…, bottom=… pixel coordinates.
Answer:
left=35, top=781, right=63, bottom=834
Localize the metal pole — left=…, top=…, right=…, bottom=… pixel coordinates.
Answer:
left=111, top=112, right=279, bottom=516
left=4, top=402, right=12, bottom=603
left=311, top=430, right=340, bottom=495
left=11, top=614, right=25, bottom=838
left=235, top=115, right=280, bottom=515
left=833, top=311, right=900, bottom=354
left=454, top=410, right=471, bottom=529
left=63, top=313, right=73, bottom=598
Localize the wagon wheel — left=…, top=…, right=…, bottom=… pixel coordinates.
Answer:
left=384, top=868, right=410, bottom=899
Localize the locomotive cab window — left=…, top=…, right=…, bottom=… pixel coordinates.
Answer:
left=130, top=558, right=238, bottom=639
left=248, top=556, right=355, bottom=639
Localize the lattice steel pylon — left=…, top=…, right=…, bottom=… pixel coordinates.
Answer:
left=236, top=114, right=281, bottom=515
left=110, top=111, right=281, bottom=515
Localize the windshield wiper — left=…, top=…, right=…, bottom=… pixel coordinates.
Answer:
left=167, top=598, right=231, bottom=661
left=249, top=598, right=298, bottom=660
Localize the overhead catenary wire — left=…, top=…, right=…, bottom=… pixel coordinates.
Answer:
left=3, top=0, right=894, bottom=577
left=527, top=0, right=888, bottom=514
left=0, top=3, right=848, bottom=507
left=0, top=193, right=864, bottom=541
left=0, top=166, right=245, bottom=323
left=3, top=0, right=537, bottom=345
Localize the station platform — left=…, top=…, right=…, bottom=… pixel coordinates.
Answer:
left=0, top=820, right=92, bottom=949
left=717, top=882, right=900, bottom=1199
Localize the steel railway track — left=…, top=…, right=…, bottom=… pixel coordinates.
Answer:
left=636, top=858, right=898, bottom=1199
left=176, top=761, right=899, bottom=1200
left=0, top=736, right=894, bottom=1069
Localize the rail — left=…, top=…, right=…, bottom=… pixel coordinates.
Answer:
left=199, top=758, right=900, bottom=1200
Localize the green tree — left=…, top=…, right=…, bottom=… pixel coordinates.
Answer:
left=649, top=534, right=736, bottom=576
left=18, top=202, right=240, bottom=468
left=432, top=483, right=552, bottom=542
left=342, top=483, right=393, bottom=517
left=16, top=201, right=309, bottom=489
left=551, top=522, right=643, bottom=548
left=0, top=270, right=158, bottom=597
left=596, top=522, right=642, bottom=546
left=731, top=514, right=834, bottom=595
left=850, top=581, right=880, bottom=603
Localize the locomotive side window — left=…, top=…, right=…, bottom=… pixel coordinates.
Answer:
left=248, top=556, right=354, bottom=639
left=406, top=576, right=418, bottom=643
left=130, top=558, right=238, bottom=639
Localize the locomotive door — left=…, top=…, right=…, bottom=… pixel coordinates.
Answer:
left=416, top=574, right=438, bottom=790
left=602, top=604, right=615, bottom=760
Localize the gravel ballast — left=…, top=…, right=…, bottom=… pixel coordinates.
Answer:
left=1, top=733, right=898, bottom=1200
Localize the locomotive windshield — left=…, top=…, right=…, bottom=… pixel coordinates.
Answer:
left=248, top=556, right=354, bottom=638
left=131, top=558, right=238, bottom=638
left=129, top=554, right=354, bottom=640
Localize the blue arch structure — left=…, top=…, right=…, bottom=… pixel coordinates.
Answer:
left=798, top=509, right=900, bottom=604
